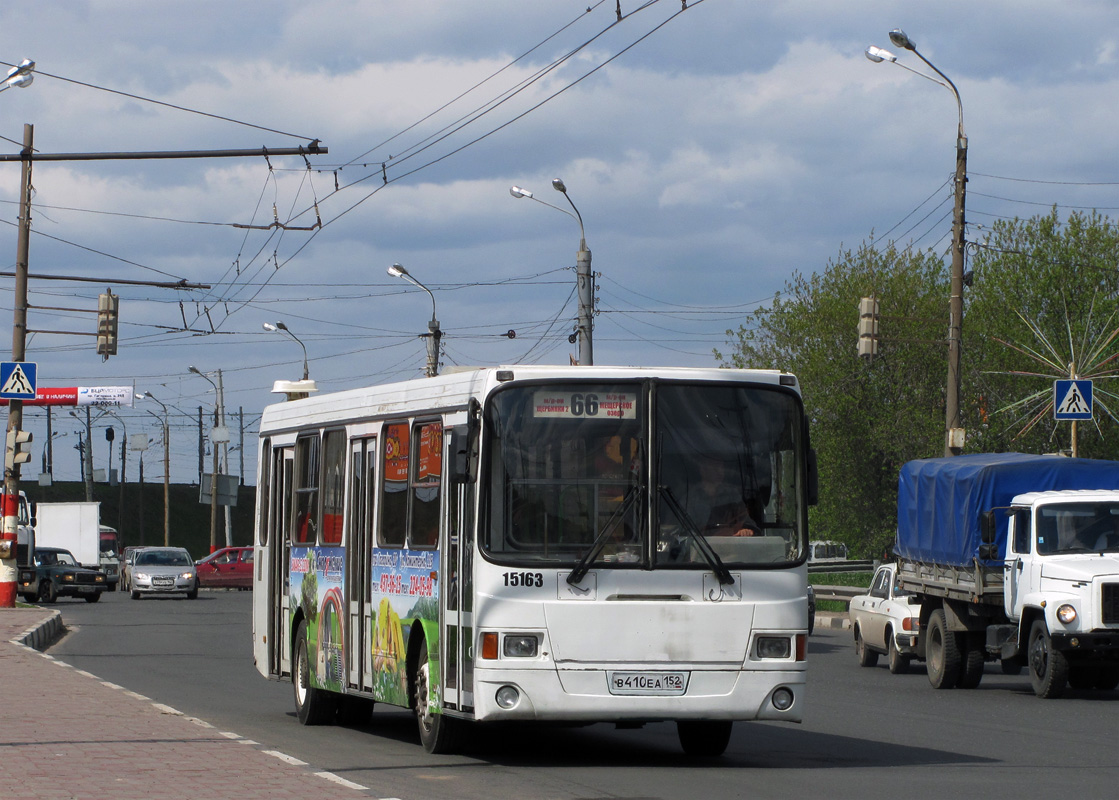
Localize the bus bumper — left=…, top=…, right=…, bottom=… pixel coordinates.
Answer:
left=472, top=667, right=804, bottom=723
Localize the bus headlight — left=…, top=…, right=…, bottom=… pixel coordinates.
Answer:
left=503, top=634, right=539, bottom=658
left=495, top=685, right=520, bottom=709
left=1057, top=604, right=1077, bottom=624
left=756, top=636, right=791, bottom=659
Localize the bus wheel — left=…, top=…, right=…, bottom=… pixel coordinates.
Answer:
left=294, top=620, right=335, bottom=725
left=677, top=720, right=732, bottom=757
left=415, top=638, right=459, bottom=754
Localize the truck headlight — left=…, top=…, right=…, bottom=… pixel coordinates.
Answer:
left=1057, top=604, right=1077, bottom=624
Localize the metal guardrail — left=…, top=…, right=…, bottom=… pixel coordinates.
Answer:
left=811, top=585, right=863, bottom=606
left=808, top=559, right=875, bottom=574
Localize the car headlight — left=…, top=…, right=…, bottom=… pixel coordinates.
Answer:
left=135, top=572, right=149, bottom=581
left=180, top=571, right=196, bottom=580
left=1057, top=604, right=1077, bottom=624
left=62, top=573, right=75, bottom=582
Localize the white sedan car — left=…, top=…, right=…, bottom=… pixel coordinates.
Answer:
left=849, top=563, right=922, bottom=673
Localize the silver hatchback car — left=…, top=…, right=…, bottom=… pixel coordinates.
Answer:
left=129, top=547, right=198, bottom=599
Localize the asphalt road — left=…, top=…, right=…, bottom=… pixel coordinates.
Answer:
left=47, top=591, right=1119, bottom=800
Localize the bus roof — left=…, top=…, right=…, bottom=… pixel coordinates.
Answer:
left=258, top=365, right=800, bottom=436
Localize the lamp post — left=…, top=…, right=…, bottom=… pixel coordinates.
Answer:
left=867, top=30, right=967, bottom=456
left=136, top=392, right=171, bottom=547
left=262, top=321, right=309, bottom=381
left=189, top=366, right=227, bottom=553
left=510, top=180, right=594, bottom=365
left=387, top=264, right=441, bottom=377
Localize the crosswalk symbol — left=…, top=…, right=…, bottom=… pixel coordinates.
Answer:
left=0, top=361, right=37, bottom=399
left=1054, top=379, right=1093, bottom=421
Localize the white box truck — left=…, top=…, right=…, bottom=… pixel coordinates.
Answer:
left=33, top=502, right=116, bottom=590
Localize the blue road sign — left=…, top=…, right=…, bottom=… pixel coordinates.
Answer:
left=1054, top=379, right=1093, bottom=421
left=0, top=361, right=37, bottom=399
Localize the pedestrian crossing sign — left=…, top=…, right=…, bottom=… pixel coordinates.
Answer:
left=0, top=361, right=37, bottom=399
left=1054, top=379, right=1092, bottom=421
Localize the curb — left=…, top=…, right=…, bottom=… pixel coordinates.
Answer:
left=9, top=609, right=66, bottom=651
left=815, top=612, right=850, bottom=631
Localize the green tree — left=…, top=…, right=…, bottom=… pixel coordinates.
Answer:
left=965, top=209, right=1119, bottom=459
left=717, top=239, right=949, bottom=557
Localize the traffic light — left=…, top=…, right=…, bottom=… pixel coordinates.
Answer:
left=97, top=289, right=119, bottom=358
left=857, top=296, right=879, bottom=359
left=5, top=428, right=32, bottom=470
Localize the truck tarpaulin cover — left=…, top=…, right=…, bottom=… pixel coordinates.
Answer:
left=896, top=453, right=1119, bottom=567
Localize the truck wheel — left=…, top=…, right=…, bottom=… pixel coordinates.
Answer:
left=38, top=580, right=57, bottom=605
left=1028, top=619, right=1068, bottom=699
left=414, top=637, right=460, bottom=753
left=294, top=620, right=335, bottom=725
left=1094, top=665, right=1119, bottom=691
left=677, top=720, right=733, bottom=757
left=957, top=637, right=985, bottom=689
left=925, top=609, right=961, bottom=689
left=84, top=592, right=102, bottom=604
left=855, top=626, right=879, bottom=667
left=887, top=628, right=910, bottom=675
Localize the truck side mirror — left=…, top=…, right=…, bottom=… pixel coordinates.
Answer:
left=980, top=511, right=997, bottom=545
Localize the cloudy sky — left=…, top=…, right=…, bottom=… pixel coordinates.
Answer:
left=2, top=0, right=1118, bottom=486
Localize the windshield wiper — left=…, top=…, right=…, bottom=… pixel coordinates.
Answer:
left=567, top=485, right=640, bottom=586
left=658, top=486, right=734, bottom=586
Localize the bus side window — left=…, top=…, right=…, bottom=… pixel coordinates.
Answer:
left=410, top=422, right=442, bottom=549
left=293, top=435, right=320, bottom=544
left=380, top=422, right=409, bottom=547
left=321, top=430, right=346, bottom=545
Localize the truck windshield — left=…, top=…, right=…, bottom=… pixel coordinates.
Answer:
left=1036, top=503, right=1119, bottom=554
left=482, top=380, right=806, bottom=569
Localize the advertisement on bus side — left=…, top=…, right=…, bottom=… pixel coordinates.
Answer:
left=371, top=546, right=440, bottom=709
left=290, top=546, right=346, bottom=694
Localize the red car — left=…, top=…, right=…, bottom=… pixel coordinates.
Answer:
left=195, top=546, right=254, bottom=589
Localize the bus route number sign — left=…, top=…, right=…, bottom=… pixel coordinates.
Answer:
left=533, top=391, right=637, bottom=419
left=608, top=671, right=689, bottom=696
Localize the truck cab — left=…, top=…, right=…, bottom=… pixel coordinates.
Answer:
left=1003, top=491, right=1119, bottom=653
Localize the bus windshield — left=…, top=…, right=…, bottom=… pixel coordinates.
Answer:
left=482, top=381, right=806, bottom=569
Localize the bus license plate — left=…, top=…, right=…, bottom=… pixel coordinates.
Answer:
left=608, top=671, right=688, bottom=696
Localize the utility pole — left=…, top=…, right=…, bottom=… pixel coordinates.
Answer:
left=0, top=124, right=33, bottom=608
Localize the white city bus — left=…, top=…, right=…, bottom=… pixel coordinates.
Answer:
left=252, top=365, right=816, bottom=755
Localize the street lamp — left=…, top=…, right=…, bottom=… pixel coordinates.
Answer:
left=0, top=59, right=34, bottom=93
left=136, top=392, right=171, bottom=547
left=262, top=321, right=310, bottom=381
left=189, top=366, right=228, bottom=553
left=387, top=263, right=441, bottom=377
left=867, top=29, right=968, bottom=456
left=510, top=179, right=594, bottom=365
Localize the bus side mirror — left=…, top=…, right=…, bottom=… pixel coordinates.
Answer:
left=449, top=425, right=476, bottom=484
